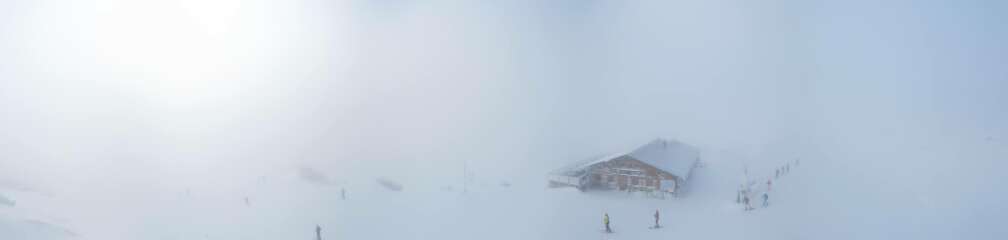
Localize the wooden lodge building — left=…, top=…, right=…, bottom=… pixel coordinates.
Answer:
left=548, top=139, right=700, bottom=195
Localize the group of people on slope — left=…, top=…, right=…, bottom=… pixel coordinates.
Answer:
left=602, top=209, right=661, bottom=233
left=738, top=159, right=800, bottom=211
left=738, top=190, right=768, bottom=211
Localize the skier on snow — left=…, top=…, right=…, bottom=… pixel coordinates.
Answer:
left=315, top=225, right=322, bottom=240
left=762, top=192, right=769, bottom=208
left=604, top=213, right=612, bottom=233
left=654, top=209, right=660, bottom=228
left=736, top=189, right=741, bottom=204
left=743, top=194, right=752, bottom=211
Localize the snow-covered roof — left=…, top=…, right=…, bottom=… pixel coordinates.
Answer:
left=549, top=138, right=700, bottom=180
left=550, top=152, right=625, bottom=177
left=626, top=139, right=700, bottom=181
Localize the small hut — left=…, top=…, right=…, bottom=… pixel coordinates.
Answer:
left=548, top=139, right=700, bottom=195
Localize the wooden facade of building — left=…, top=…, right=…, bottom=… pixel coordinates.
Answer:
left=585, top=155, right=679, bottom=192
left=548, top=138, right=698, bottom=195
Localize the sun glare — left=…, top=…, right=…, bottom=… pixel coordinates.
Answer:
left=85, top=0, right=247, bottom=102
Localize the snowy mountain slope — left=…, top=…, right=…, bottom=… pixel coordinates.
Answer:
left=2, top=137, right=1005, bottom=240
left=0, top=142, right=1001, bottom=240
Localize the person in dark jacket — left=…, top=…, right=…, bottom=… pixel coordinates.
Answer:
left=762, top=192, right=769, bottom=207
left=653, top=209, right=660, bottom=228
left=315, top=225, right=322, bottom=240
left=743, top=194, right=752, bottom=211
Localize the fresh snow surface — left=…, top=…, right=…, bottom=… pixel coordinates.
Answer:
left=2, top=146, right=1004, bottom=240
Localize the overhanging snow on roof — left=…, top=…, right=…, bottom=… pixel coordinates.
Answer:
left=549, top=138, right=699, bottom=181
left=626, top=138, right=700, bottom=181
left=549, top=152, right=625, bottom=177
